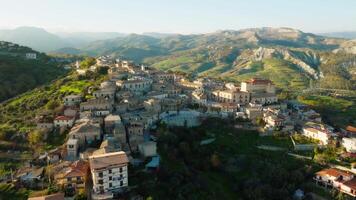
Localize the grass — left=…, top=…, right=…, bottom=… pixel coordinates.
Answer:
left=298, top=95, right=353, bottom=111
left=59, top=80, right=92, bottom=94
left=223, top=58, right=309, bottom=90
left=297, top=95, right=356, bottom=127
left=152, top=55, right=197, bottom=71
left=256, top=135, right=293, bottom=149
left=292, top=134, right=319, bottom=144
left=238, top=61, right=264, bottom=74
left=0, top=183, right=29, bottom=200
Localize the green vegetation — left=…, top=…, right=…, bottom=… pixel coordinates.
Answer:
left=313, top=146, right=341, bottom=165
left=0, top=162, right=20, bottom=177
left=292, top=134, right=319, bottom=144
left=59, top=80, right=93, bottom=93
left=319, top=52, right=356, bottom=90
left=79, top=57, right=96, bottom=69
left=132, top=118, right=320, bottom=200
left=0, top=42, right=67, bottom=102
left=0, top=70, right=107, bottom=176
left=49, top=28, right=355, bottom=94
left=0, top=184, right=29, bottom=200
left=297, top=95, right=356, bottom=127
left=257, top=134, right=293, bottom=149
left=0, top=71, right=106, bottom=155
left=230, top=58, right=309, bottom=90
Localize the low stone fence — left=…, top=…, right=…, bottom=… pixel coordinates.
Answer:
left=290, top=135, right=319, bottom=151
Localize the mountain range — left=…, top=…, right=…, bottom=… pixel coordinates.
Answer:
left=0, top=27, right=180, bottom=52
left=319, top=31, right=356, bottom=39
left=0, top=27, right=127, bottom=52
left=69, top=27, right=355, bottom=90
left=0, top=26, right=355, bottom=91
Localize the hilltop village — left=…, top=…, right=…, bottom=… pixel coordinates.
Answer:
left=5, top=55, right=356, bottom=199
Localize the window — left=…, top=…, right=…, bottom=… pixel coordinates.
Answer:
left=98, top=172, right=103, bottom=178
left=99, top=186, right=104, bottom=193
left=109, top=183, right=112, bottom=188
left=120, top=167, right=123, bottom=173
left=67, top=177, right=72, bottom=181
left=109, top=176, right=112, bottom=181
left=98, top=179, right=103, bottom=184
left=120, top=181, right=123, bottom=186
left=108, top=169, right=112, bottom=174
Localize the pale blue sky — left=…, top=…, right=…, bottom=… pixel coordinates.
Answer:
left=0, top=0, right=355, bottom=34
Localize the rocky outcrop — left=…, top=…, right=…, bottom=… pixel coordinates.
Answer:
left=333, top=40, right=356, bottom=54
left=235, top=47, right=322, bottom=78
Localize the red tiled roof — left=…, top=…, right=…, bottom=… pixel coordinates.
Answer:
left=316, top=168, right=353, bottom=178
left=71, top=160, right=89, bottom=173
left=343, top=178, right=356, bottom=190
left=54, top=116, right=74, bottom=121
left=246, top=78, right=273, bottom=85
left=89, top=151, right=128, bottom=170
left=346, top=126, right=356, bottom=133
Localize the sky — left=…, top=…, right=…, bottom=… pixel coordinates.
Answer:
left=0, top=0, right=355, bottom=34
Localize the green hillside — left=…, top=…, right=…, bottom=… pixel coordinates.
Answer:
left=0, top=41, right=67, bottom=102
left=32, top=27, right=355, bottom=92
left=225, top=59, right=309, bottom=90
left=69, top=27, right=356, bottom=91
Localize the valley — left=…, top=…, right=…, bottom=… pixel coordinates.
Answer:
left=0, top=27, right=355, bottom=200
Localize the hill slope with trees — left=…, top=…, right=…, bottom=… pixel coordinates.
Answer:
left=69, top=27, right=356, bottom=90
left=0, top=41, right=67, bottom=102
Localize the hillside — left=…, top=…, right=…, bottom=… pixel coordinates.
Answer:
left=0, top=41, right=67, bottom=102
left=66, top=27, right=354, bottom=90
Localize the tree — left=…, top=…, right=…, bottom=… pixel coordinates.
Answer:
left=96, top=66, right=109, bottom=75
left=0, top=125, right=15, bottom=141
left=331, top=189, right=346, bottom=200
left=80, top=57, right=96, bottom=69
left=45, top=99, right=60, bottom=110
left=74, top=189, right=87, bottom=200
left=210, top=152, right=221, bottom=168
left=255, top=117, right=265, bottom=127
left=28, top=130, right=44, bottom=146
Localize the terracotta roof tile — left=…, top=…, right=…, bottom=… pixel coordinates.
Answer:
left=346, top=126, right=356, bottom=133
left=343, top=178, right=356, bottom=190
left=89, top=151, right=128, bottom=170
left=54, top=116, right=74, bottom=121
left=316, top=168, right=353, bottom=178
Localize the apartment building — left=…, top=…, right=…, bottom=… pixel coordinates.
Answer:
left=89, top=152, right=129, bottom=197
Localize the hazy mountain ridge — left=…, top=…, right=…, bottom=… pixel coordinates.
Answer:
left=1, top=27, right=355, bottom=90
left=0, top=27, right=68, bottom=52
left=320, top=31, right=356, bottom=39
left=24, top=27, right=356, bottom=91
left=0, top=27, right=127, bottom=52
